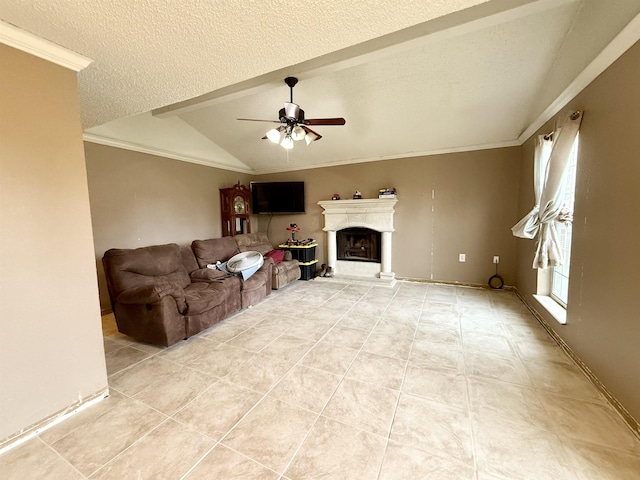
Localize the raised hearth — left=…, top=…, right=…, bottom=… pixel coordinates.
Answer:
left=318, top=198, right=397, bottom=285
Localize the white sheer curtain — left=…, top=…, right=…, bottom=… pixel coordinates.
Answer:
left=512, top=111, right=583, bottom=269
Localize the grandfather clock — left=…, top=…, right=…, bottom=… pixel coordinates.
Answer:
left=220, top=182, right=251, bottom=236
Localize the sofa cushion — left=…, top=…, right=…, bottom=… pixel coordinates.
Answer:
left=183, top=283, right=226, bottom=314
left=180, top=245, right=200, bottom=274
left=189, top=267, right=228, bottom=282
left=192, top=237, right=239, bottom=269
left=234, top=233, right=273, bottom=256
left=103, top=244, right=191, bottom=298
left=240, top=269, right=268, bottom=293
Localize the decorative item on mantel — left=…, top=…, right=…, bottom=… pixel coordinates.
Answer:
left=353, top=190, right=362, bottom=199
left=331, top=193, right=341, bottom=200
left=379, top=187, right=397, bottom=199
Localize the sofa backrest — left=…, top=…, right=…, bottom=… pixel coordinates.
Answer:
left=191, top=237, right=240, bottom=269
left=179, top=245, right=200, bottom=274
left=234, top=233, right=273, bottom=256
left=102, top=243, right=191, bottom=300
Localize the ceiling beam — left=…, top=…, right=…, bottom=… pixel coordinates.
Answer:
left=153, top=0, right=571, bottom=118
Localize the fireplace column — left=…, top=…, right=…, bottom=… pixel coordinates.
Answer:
left=380, top=231, right=393, bottom=279
left=327, top=230, right=337, bottom=271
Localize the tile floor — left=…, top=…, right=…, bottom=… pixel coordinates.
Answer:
left=2, top=281, right=640, bottom=479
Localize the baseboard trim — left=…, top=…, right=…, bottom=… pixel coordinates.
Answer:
left=0, top=388, right=109, bottom=455
left=514, top=289, right=640, bottom=441
left=396, top=277, right=491, bottom=289
left=395, top=277, right=520, bottom=293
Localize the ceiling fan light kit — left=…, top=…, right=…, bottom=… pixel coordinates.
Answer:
left=266, top=126, right=284, bottom=143
left=291, top=125, right=306, bottom=141
left=304, top=132, right=314, bottom=145
left=281, top=135, right=294, bottom=150
left=238, top=76, right=345, bottom=150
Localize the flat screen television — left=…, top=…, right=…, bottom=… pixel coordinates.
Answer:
left=251, top=181, right=305, bottom=214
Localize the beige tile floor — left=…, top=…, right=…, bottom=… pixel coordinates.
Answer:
left=2, top=281, right=640, bottom=479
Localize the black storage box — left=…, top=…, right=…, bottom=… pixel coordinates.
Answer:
left=299, top=260, right=318, bottom=280
left=286, top=244, right=317, bottom=263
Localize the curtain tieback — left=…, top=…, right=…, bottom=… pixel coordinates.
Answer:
left=511, top=205, right=540, bottom=239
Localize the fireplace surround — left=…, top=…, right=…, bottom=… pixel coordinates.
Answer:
left=318, top=198, right=397, bottom=285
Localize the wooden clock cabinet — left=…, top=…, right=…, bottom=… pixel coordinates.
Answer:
left=220, top=182, right=251, bottom=236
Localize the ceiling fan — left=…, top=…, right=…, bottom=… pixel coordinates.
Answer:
left=237, top=76, right=346, bottom=149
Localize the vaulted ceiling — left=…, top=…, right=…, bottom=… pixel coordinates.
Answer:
left=1, top=0, right=639, bottom=174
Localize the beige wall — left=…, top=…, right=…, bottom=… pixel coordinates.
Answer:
left=515, top=41, right=640, bottom=420
left=0, top=45, right=107, bottom=442
left=255, top=147, right=521, bottom=285
left=86, top=144, right=521, bottom=311
left=84, top=142, right=253, bottom=311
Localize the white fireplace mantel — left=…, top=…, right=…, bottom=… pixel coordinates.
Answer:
left=317, top=198, right=397, bottom=232
left=318, top=198, right=397, bottom=285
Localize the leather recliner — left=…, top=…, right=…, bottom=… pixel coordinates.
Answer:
left=102, top=243, right=242, bottom=346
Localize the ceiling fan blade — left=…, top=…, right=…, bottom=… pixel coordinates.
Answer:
left=237, top=118, right=281, bottom=123
left=304, top=117, right=346, bottom=126
left=302, top=126, right=322, bottom=142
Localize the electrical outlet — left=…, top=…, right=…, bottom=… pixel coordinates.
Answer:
left=459, top=253, right=466, bottom=262
left=493, top=256, right=500, bottom=264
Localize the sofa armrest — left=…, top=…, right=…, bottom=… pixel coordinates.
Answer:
left=190, top=267, right=228, bottom=283
left=116, top=283, right=187, bottom=314
left=260, top=257, right=274, bottom=292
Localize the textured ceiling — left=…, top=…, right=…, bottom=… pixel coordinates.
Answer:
left=0, top=0, right=490, bottom=128
left=2, top=0, right=639, bottom=174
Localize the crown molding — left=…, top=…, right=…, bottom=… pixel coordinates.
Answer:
left=0, top=20, right=92, bottom=71
left=250, top=140, right=522, bottom=175
left=82, top=133, right=254, bottom=174
left=84, top=131, right=519, bottom=176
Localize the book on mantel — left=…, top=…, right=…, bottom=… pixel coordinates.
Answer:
left=378, top=188, right=397, bottom=199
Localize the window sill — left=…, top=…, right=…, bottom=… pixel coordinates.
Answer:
left=533, top=294, right=567, bottom=325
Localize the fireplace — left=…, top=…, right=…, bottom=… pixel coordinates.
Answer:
left=318, top=198, right=397, bottom=285
left=337, top=228, right=381, bottom=263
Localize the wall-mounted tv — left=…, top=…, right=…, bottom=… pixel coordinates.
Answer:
left=251, top=181, right=305, bottom=214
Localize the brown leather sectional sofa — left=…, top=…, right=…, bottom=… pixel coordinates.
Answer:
left=102, top=234, right=299, bottom=347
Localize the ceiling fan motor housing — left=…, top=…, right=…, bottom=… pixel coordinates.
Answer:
left=280, top=103, right=304, bottom=123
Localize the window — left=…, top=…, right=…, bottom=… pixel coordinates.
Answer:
left=517, top=112, right=582, bottom=324
left=550, top=136, right=579, bottom=307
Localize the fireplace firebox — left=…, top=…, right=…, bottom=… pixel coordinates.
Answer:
left=337, top=227, right=381, bottom=263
